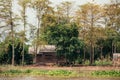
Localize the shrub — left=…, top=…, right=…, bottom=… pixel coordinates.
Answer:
left=92, top=70, right=120, bottom=77
left=84, top=60, right=90, bottom=66
left=95, top=59, right=112, bottom=66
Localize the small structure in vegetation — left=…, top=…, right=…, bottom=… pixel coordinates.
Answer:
left=113, top=53, right=120, bottom=66
left=29, top=45, right=66, bottom=66
left=29, top=45, right=57, bottom=65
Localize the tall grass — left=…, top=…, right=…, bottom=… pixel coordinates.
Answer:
left=92, top=70, right=120, bottom=77
left=0, top=69, right=77, bottom=77
left=95, top=59, right=112, bottom=66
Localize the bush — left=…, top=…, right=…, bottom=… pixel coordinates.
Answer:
left=0, top=52, right=8, bottom=64
left=47, top=70, right=72, bottom=76
left=84, top=60, right=90, bottom=66
left=95, top=59, right=112, bottom=66
left=92, top=70, right=120, bottom=77
left=0, top=69, right=76, bottom=77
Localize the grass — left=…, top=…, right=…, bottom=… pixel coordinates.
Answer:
left=0, top=65, right=120, bottom=78
left=0, top=65, right=78, bottom=77
left=92, top=70, right=120, bottom=77
left=95, top=59, right=112, bottom=66
left=83, top=59, right=112, bottom=66
left=0, top=69, right=77, bottom=77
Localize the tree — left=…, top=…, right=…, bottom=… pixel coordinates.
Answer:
left=43, top=23, right=82, bottom=65
left=55, top=1, right=74, bottom=24
left=0, top=0, right=16, bottom=65
left=75, top=3, right=103, bottom=65
left=31, top=0, right=53, bottom=63
left=0, top=35, right=33, bottom=65
left=104, top=0, right=120, bottom=54
left=19, top=0, right=31, bottom=65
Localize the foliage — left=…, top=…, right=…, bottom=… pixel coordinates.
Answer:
left=75, top=3, right=104, bottom=65
left=45, top=70, right=73, bottom=76
left=0, top=0, right=120, bottom=66
left=0, top=37, right=33, bottom=65
left=84, top=60, right=90, bottom=66
left=95, top=59, right=112, bottom=66
left=43, top=23, right=82, bottom=64
left=92, top=70, right=120, bottom=77
left=1, top=66, right=120, bottom=78
left=0, top=69, right=76, bottom=77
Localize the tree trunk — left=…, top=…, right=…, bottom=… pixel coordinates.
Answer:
left=22, top=42, right=25, bottom=66
left=92, top=46, right=94, bottom=64
left=22, top=7, right=26, bottom=66
left=112, top=41, right=114, bottom=54
left=90, top=43, right=92, bottom=65
left=34, top=45, right=38, bottom=63
left=83, top=47, right=86, bottom=64
left=11, top=21, right=14, bottom=66
left=100, top=47, right=103, bottom=60
left=34, top=13, right=41, bottom=64
left=90, top=43, right=94, bottom=65
left=10, top=1, right=14, bottom=66
left=114, top=43, right=116, bottom=53
left=11, top=22, right=15, bottom=65
left=90, top=3, right=94, bottom=65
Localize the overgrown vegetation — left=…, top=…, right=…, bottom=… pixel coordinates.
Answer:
left=0, top=0, right=120, bottom=66
left=0, top=37, right=33, bottom=65
left=43, top=23, right=82, bottom=64
left=92, top=70, right=120, bottom=77
left=0, top=69, right=77, bottom=77
left=0, top=66, right=120, bottom=78
left=94, top=59, right=112, bottom=66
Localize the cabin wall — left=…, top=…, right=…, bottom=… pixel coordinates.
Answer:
left=36, top=52, right=57, bottom=64
left=113, top=53, right=120, bottom=66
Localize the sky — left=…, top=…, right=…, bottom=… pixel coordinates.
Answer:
left=49, top=0, right=110, bottom=6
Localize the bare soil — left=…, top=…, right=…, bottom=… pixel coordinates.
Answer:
left=26, top=65, right=120, bottom=71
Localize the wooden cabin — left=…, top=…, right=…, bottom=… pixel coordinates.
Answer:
left=113, top=53, right=120, bottom=66
left=29, top=45, right=66, bottom=66
left=29, top=45, right=57, bottom=65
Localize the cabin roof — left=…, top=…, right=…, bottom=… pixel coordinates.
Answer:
left=113, top=53, right=120, bottom=56
left=29, top=45, right=56, bottom=54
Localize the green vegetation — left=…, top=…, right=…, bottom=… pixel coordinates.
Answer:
left=0, top=38, right=33, bottom=65
left=95, top=59, right=112, bottom=66
left=92, top=70, right=120, bottom=77
left=0, top=65, right=120, bottom=78
left=82, top=59, right=112, bottom=66
left=43, top=23, right=82, bottom=64
left=0, top=69, right=77, bottom=77
left=0, top=0, right=120, bottom=66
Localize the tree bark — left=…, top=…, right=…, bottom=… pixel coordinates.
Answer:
left=22, top=6, right=26, bottom=66
left=100, top=47, right=103, bottom=60
left=34, top=14, right=41, bottom=64
left=90, top=43, right=92, bottom=65
left=22, top=42, right=25, bottom=66
left=11, top=21, right=14, bottom=66
left=10, top=1, right=14, bottom=66
left=83, top=47, right=86, bottom=64
left=114, top=43, right=117, bottom=53
left=92, top=46, right=94, bottom=64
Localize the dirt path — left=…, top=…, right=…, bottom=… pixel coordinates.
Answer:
left=0, top=76, right=120, bottom=80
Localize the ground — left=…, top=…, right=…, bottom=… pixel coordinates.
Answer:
left=27, top=65, right=120, bottom=71
left=0, top=65, right=120, bottom=80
